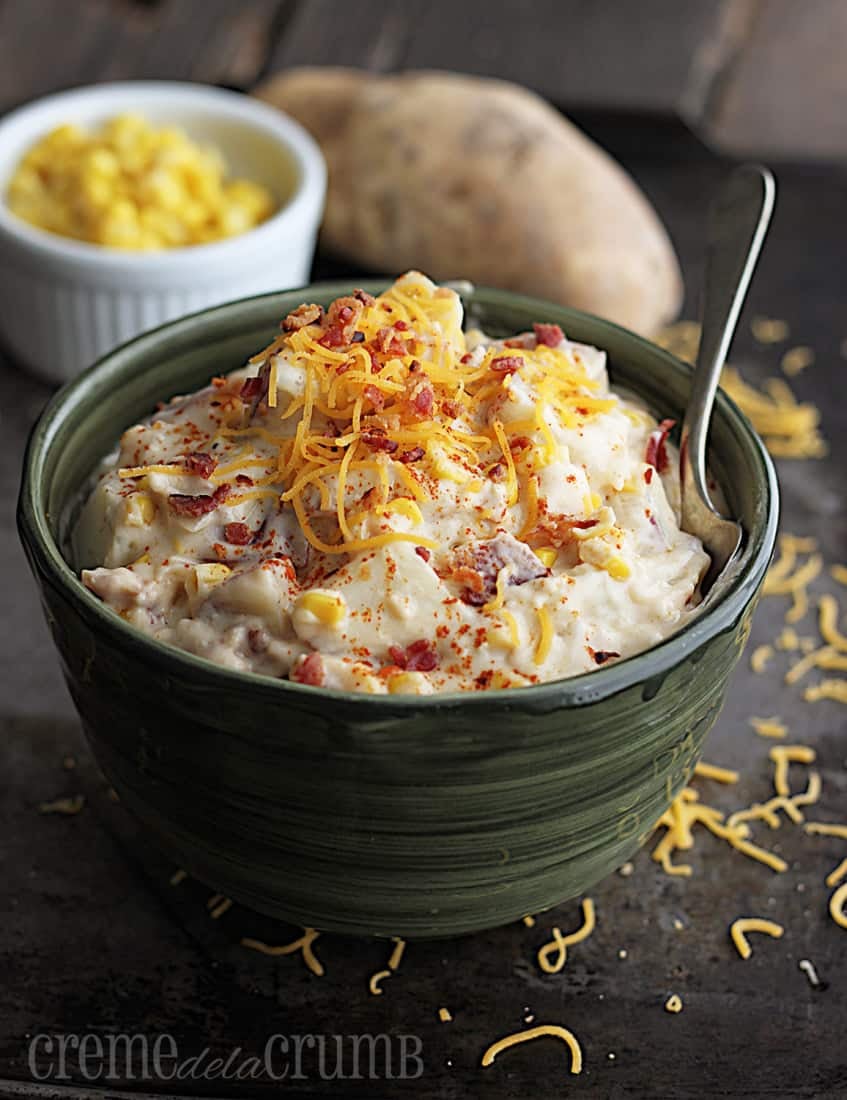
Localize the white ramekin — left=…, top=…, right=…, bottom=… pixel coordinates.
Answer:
left=0, top=82, right=326, bottom=383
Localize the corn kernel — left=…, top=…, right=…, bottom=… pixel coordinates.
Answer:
left=124, top=493, right=155, bottom=527
left=187, top=563, right=232, bottom=598
left=388, top=671, right=431, bottom=694
left=534, top=547, right=557, bottom=568
left=296, top=591, right=347, bottom=627
left=385, top=497, right=423, bottom=525
left=604, top=556, right=631, bottom=580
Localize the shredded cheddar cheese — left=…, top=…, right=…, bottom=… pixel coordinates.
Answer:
left=368, top=969, right=392, bottom=996
left=694, top=761, right=740, bottom=784
left=730, top=918, right=784, bottom=959
left=769, top=745, right=816, bottom=797
left=804, top=680, right=847, bottom=703
left=751, top=644, right=774, bottom=673
left=240, top=928, right=324, bottom=976
left=481, top=1024, right=583, bottom=1075
left=826, top=858, right=847, bottom=888
left=537, top=898, right=595, bottom=974
left=829, top=884, right=847, bottom=929
left=38, top=794, right=85, bottom=815
left=806, top=822, right=847, bottom=840
left=534, top=606, right=553, bottom=665
left=749, top=716, right=788, bottom=739
left=656, top=322, right=826, bottom=457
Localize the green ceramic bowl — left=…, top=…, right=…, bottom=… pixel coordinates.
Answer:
left=18, top=283, right=779, bottom=937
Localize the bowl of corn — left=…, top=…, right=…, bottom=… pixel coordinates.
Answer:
left=0, top=81, right=326, bottom=382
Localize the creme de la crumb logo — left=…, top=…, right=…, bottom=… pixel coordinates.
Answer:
left=27, top=1032, right=424, bottom=1083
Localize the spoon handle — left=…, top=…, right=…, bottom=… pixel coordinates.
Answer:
left=680, top=165, right=775, bottom=519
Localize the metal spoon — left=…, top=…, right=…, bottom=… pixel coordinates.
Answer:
left=680, top=164, right=776, bottom=592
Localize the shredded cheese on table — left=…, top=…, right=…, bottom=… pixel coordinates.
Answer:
left=806, top=822, right=847, bottom=840
left=481, top=1024, right=583, bottom=1075
left=749, top=716, right=788, bottom=738
left=769, top=744, right=816, bottom=797
left=730, top=918, right=785, bottom=959
left=438, top=1007, right=453, bottom=1023
left=240, top=927, right=324, bottom=976
left=751, top=644, right=774, bottom=673
left=368, top=936, right=406, bottom=995
left=826, top=858, right=847, bottom=888
left=536, top=897, right=596, bottom=974
left=664, top=994, right=683, bottom=1014
left=656, top=322, right=826, bottom=457
left=804, top=680, right=847, bottom=703
left=38, top=794, right=85, bottom=815
left=694, top=761, right=740, bottom=784
left=828, top=884, right=847, bottom=929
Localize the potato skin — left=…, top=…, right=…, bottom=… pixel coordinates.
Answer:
left=256, top=68, right=683, bottom=335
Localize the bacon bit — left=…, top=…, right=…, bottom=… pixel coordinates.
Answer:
left=168, top=484, right=230, bottom=518
left=442, top=399, right=461, bottom=418
left=363, top=384, right=385, bottom=411
left=239, top=375, right=264, bottom=401
left=398, top=446, right=425, bottom=464
left=353, top=288, right=376, bottom=306
left=408, top=359, right=421, bottom=373
left=361, top=430, right=399, bottom=454
left=282, top=302, right=323, bottom=332
left=592, top=649, right=620, bottom=665
left=351, top=331, right=365, bottom=343
left=240, top=359, right=272, bottom=416
left=183, top=451, right=217, bottom=478
left=460, top=353, right=474, bottom=364
left=451, top=534, right=549, bottom=605
left=489, top=355, right=523, bottom=375
left=405, top=639, right=439, bottom=672
left=411, top=384, right=434, bottom=417
left=224, top=522, right=253, bottom=546
left=644, top=467, right=654, bottom=484
left=235, top=474, right=255, bottom=487
left=533, top=322, right=564, bottom=347
left=388, top=644, right=406, bottom=667
left=451, top=565, right=486, bottom=603
left=292, top=652, right=325, bottom=686
left=415, top=546, right=432, bottom=562
left=509, top=436, right=532, bottom=453
left=476, top=670, right=495, bottom=690
left=524, top=515, right=598, bottom=548
left=645, top=418, right=676, bottom=474
left=394, top=319, right=409, bottom=331
left=375, top=326, right=408, bottom=356
left=489, top=462, right=505, bottom=481
left=318, top=324, right=347, bottom=349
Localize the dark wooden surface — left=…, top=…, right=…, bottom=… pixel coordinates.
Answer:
left=2, top=5, right=847, bottom=1097
left=2, top=113, right=846, bottom=1098
left=1, top=0, right=847, bottom=158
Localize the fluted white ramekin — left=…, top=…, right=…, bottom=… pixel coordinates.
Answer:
left=0, top=82, right=326, bottom=382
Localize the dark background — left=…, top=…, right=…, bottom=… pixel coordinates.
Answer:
left=1, top=2, right=846, bottom=1098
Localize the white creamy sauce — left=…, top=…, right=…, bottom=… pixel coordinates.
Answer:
left=76, top=272, right=709, bottom=693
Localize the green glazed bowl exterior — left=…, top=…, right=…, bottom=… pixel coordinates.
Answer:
left=18, top=283, right=779, bottom=937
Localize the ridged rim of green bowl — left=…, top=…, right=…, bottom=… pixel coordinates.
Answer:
left=18, top=281, right=780, bottom=712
